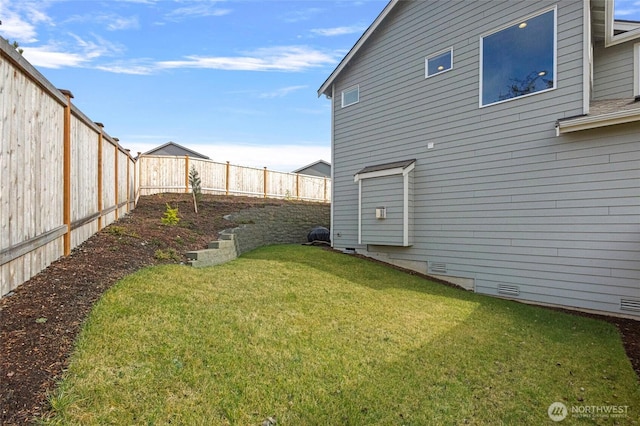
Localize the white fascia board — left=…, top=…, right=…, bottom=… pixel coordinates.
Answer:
left=354, top=162, right=415, bottom=182
left=556, top=108, right=640, bottom=134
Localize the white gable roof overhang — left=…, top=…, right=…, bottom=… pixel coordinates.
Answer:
left=556, top=108, right=640, bottom=135
left=354, top=159, right=415, bottom=182
left=317, top=0, right=399, bottom=98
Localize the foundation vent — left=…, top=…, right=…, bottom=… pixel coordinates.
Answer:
left=429, top=262, right=447, bottom=274
left=497, top=284, right=520, bottom=297
left=620, top=299, right=640, bottom=312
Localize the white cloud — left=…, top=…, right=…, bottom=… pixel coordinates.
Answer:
left=107, top=15, right=140, bottom=31
left=259, top=85, right=307, bottom=98
left=157, top=46, right=339, bottom=72
left=65, top=45, right=338, bottom=74
left=94, top=62, right=154, bottom=75
left=0, top=0, right=42, bottom=42
left=69, top=33, right=123, bottom=58
left=22, top=46, right=88, bottom=68
left=310, top=25, right=367, bottom=37
left=166, top=3, right=231, bottom=21
left=21, top=33, right=123, bottom=69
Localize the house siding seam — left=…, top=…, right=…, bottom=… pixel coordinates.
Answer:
left=327, top=0, right=639, bottom=316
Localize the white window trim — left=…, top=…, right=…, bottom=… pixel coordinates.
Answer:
left=479, top=5, right=557, bottom=108
left=583, top=0, right=592, bottom=115
left=341, top=85, right=359, bottom=108
left=425, top=47, right=453, bottom=79
left=635, top=43, right=640, bottom=96
left=354, top=161, right=415, bottom=247
left=605, top=1, right=640, bottom=47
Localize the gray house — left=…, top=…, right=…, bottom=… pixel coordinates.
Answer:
left=140, top=141, right=210, bottom=159
left=292, top=160, right=331, bottom=177
left=319, top=0, right=640, bottom=317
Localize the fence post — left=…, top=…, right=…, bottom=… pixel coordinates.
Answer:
left=136, top=153, right=142, bottom=203
left=60, top=90, right=73, bottom=256
left=95, top=122, right=104, bottom=230
left=324, top=176, right=328, bottom=203
left=184, top=155, right=190, bottom=193
left=125, top=150, right=131, bottom=212
left=225, top=161, right=230, bottom=195
left=113, top=138, right=119, bottom=220
left=296, top=173, right=300, bottom=200
left=263, top=167, right=267, bottom=198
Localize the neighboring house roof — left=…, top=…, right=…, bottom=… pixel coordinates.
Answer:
left=318, top=0, right=398, bottom=98
left=292, top=159, right=331, bottom=177
left=140, top=141, right=210, bottom=159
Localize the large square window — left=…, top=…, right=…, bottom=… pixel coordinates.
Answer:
left=425, top=48, right=453, bottom=78
left=480, top=8, right=556, bottom=107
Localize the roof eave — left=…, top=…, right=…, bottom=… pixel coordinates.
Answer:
left=556, top=108, right=640, bottom=135
left=317, top=0, right=399, bottom=98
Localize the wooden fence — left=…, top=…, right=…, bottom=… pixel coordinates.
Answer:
left=0, top=38, right=135, bottom=297
left=137, top=155, right=331, bottom=202
left=0, top=37, right=331, bottom=299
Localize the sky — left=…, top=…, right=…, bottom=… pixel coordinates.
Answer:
left=0, top=0, right=387, bottom=172
left=615, top=0, right=640, bottom=20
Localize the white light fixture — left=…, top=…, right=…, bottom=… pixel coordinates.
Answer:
left=519, top=22, right=527, bottom=29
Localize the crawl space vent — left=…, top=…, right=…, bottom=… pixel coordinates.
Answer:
left=620, top=299, right=640, bottom=312
left=497, top=284, right=520, bottom=296
left=429, top=262, right=447, bottom=274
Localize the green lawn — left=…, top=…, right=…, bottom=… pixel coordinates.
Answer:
left=44, top=245, right=639, bottom=425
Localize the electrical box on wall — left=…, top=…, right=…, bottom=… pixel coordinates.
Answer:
left=375, top=207, right=386, bottom=219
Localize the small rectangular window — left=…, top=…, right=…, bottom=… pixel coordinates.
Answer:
left=480, top=7, right=556, bottom=107
left=341, top=85, right=359, bottom=107
left=425, top=48, right=453, bottom=78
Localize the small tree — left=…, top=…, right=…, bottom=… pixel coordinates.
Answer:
left=161, top=203, right=180, bottom=226
left=189, top=166, right=202, bottom=213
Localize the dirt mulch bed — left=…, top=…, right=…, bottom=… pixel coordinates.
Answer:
left=0, top=193, right=292, bottom=425
left=1, top=193, right=638, bottom=424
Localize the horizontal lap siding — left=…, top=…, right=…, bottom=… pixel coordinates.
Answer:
left=331, top=1, right=640, bottom=316
left=593, top=42, right=634, bottom=99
